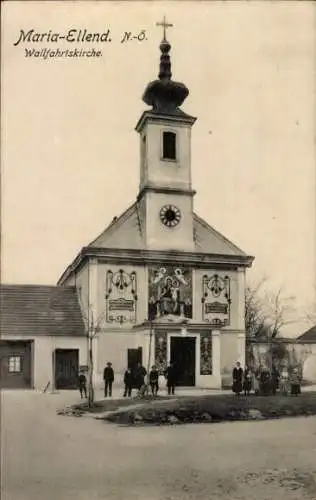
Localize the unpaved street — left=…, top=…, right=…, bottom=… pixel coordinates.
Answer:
left=1, top=391, right=316, bottom=500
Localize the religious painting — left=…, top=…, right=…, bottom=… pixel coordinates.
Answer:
left=200, top=332, right=213, bottom=375
left=105, top=269, right=137, bottom=324
left=202, top=274, right=231, bottom=326
left=148, top=266, right=192, bottom=320
left=154, top=330, right=168, bottom=375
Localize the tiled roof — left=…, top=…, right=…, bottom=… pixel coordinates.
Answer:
left=0, top=285, right=86, bottom=337
left=297, top=325, right=316, bottom=343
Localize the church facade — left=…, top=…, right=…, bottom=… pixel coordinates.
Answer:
left=58, top=30, right=254, bottom=389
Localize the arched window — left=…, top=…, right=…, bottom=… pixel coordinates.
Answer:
left=162, top=131, right=176, bottom=160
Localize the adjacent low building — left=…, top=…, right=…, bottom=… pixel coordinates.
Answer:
left=0, top=285, right=87, bottom=389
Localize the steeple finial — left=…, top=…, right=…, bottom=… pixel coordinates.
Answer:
left=156, top=16, right=173, bottom=80
left=142, top=17, right=189, bottom=112
left=156, top=15, right=173, bottom=42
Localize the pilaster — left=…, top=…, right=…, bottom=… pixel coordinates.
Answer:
left=212, top=329, right=221, bottom=383
left=237, top=332, right=246, bottom=367
left=236, top=267, right=246, bottom=330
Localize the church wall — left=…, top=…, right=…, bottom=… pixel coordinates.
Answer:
left=144, top=191, right=195, bottom=251
left=220, top=332, right=240, bottom=387
left=193, top=269, right=241, bottom=327
left=145, top=122, right=192, bottom=191
left=95, top=331, right=140, bottom=386
left=74, top=263, right=90, bottom=321
left=96, top=263, right=148, bottom=327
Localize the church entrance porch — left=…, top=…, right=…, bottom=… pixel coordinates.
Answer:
left=170, top=336, right=196, bottom=386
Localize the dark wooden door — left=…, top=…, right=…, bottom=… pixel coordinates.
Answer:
left=170, top=337, right=196, bottom=386
left=127, top=347, right=142, bottom=388
left=55, top=349, right=79, bottom=390
left=0, top=340, right=32, bottom=389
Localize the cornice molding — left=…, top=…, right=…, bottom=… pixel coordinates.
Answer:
left=135, top=110, right=197, bottom=133
left=137, top=185, right=196, bottom=201
left=58, top=247, right=254, bottom=285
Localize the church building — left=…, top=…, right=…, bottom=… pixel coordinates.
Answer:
left=58, top=24, right=254, bottom=389
left=0, top=22, right=254, bottom=390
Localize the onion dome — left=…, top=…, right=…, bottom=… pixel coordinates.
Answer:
left=142, top=24, right=189, bottom=113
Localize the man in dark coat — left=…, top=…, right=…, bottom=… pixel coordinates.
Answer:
left=78, top=371, right=87, bottom=399
left=232, top=362, right=243, bottom=396
left=149, top=365, right=159, bottom=397
left=103, top=362, right=114, bottom=397
left=135, top=363, right=147, bottom=393
left=123, top=368, right=133, bottom=397
left=165, top=362, right=176, bottom=395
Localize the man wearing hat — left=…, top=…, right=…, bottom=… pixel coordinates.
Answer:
left=103, top=362, right=114, bottom=397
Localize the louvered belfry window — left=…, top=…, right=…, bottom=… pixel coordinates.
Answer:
left=163, top=131, right=176, bottom=160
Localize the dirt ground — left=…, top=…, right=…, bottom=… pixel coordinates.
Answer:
left=1, top=390, right=316, bottom=500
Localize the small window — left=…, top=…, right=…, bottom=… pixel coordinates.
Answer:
left=8, top=356, right=21, bottom=373
left=163, top=131, right=176, bottom=160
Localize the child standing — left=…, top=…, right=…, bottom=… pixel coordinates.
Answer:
left=78, top=371, right=87, bottom=399
left=123, top=368, right=133, bottom=398
left=149, top=365, right=159, bottom=397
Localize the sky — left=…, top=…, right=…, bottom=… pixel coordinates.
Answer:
left=1, top=1, right=315, bottom=336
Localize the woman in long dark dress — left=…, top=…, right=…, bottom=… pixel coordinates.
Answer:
left=232, top=362, right=243, bottom=396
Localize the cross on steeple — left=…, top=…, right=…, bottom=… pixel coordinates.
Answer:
left=156, top=15, right=173, bottom=41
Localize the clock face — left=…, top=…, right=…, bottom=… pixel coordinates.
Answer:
left=159, top=205, right=181, bottom=227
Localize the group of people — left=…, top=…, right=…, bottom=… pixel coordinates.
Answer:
left=77, top=361, right=177, bottom=399
left=232, top=361, right=302, bottom=397
left=123, top=362, right=177, bottom=398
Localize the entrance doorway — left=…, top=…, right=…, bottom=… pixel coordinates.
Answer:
left=170, top=336, right=196, bottom=386
left=127, top=347, right=143, bottom=388
left=54, top=349, right=79, bottom=390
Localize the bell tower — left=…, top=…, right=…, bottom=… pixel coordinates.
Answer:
left=135, top=17, right=197, bottom=252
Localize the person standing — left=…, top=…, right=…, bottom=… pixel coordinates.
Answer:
left=290, top=368, right=301, bottom=396
left=135, top=363, right=147, bottom=395
left=280, top=368, right=290, bottom=396
left=271, top=364, right=280, bottom=396
left=123, top=367, right=133, bottom=398
left=103, top=362, right=114, bottom=397
left=232, top=362, right=243, bottom=397
left=260, top=368, right=271, bottom=396
left=165, top=362, right=176, bottom=395
left=149, top=365, right=159, bottom=397
left=78, top=371, right=87, bottom=399
left=243, top=365, right=252, bottom=396
left=253, top=367, right=261, bottom=395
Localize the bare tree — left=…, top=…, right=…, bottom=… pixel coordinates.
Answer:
left=263, top=288, right=297, bottom=339
left=245, top=279, right=297, bottom=340
left=245, top=278, right=269, bottom=339
left=79, top=300, right=105, bottom=408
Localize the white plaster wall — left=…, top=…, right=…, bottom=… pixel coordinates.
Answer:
left=95, top=330, right=140, bottom=387
left=144, top=191, right=195, bottom=251
left=2, top=335, right=87, bottom=390
left=220, top=331, right=240, bottom=386
left=143, top=121, right=192, bottom=191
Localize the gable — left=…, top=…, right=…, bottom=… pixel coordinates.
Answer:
left=193, top=213, right=247, bottom=257
left=87, top=203, right=248, bottom=257
left=297, top=325, right=316, bottom=343
left=88, top=203, right=143, bottom=250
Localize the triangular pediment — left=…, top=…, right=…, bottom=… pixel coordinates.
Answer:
left=88, top=202, right=144, bottom=250
left=88, top=203, right=247, bottom=258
